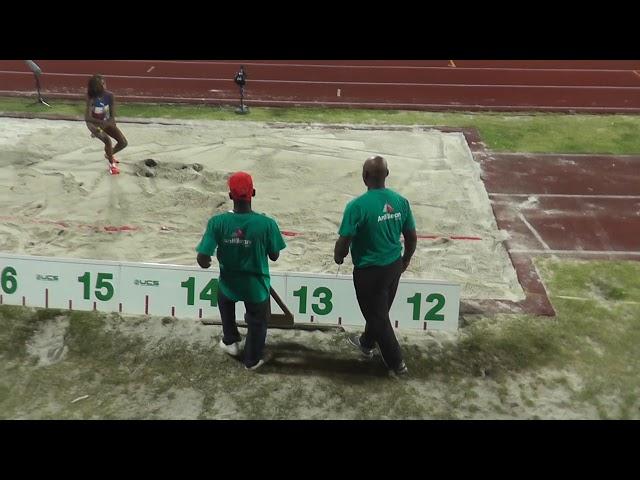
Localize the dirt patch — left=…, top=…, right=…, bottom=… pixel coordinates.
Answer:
left=26, top=315, right=70, bottom=366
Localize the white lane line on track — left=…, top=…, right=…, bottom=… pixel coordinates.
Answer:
left=490, top=193, right=640, bottom=200
left=517, top=213, right=551, bottom=250
left=1, top=71, right=639, bottom=89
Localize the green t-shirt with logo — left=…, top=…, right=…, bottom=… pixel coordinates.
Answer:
left=196, top=211, right=286, bottom=303
left=338, top=188, right=416, bottom=268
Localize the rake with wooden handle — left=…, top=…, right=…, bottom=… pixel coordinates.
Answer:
left=268, top=286, right=294, bottom=327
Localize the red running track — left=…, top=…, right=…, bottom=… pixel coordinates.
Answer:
left=482, top=152, right=640, bottom=255
left=2, top=60, right=640, bottom=112
left=471, top=145, right=640, bottom=316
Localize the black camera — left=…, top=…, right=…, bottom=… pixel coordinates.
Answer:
left=234, top=66, right=247, bottom=87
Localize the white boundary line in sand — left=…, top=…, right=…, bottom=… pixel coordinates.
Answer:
left=511, top=249, right=640, bottom=256
left=490, top=193, right=640, bottom=200
left=517, top=213, right=551, bottom=250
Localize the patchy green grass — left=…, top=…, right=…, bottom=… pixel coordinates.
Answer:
left=3, top=96, right=640, bottom=154
left=1, top=259, right=639, bottom=419
left=0, top=306, right=64, bottom=359
left=535, top=259, right=640, bottom=419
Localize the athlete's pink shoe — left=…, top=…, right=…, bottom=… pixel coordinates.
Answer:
left=108, top=164, right=120, bottom=175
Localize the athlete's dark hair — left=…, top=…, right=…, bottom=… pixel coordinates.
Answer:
left=87, top=74, right=105, bottom=98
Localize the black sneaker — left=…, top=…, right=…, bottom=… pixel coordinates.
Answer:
left=347, top=334, right=375, bottom=358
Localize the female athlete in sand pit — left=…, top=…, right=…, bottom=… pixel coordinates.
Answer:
left=85, top=74, right=128, bottom=175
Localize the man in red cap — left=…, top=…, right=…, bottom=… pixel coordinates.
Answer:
left=196, top=171, right=286, bottom=370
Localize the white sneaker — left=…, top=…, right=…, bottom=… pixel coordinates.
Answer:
left=218, top=338, right=242, bottom=357
left=245, top=352, right=272, bottom=371
left=389, top=361, right=409, bottom=377
left=245, top=359, right=265, bottom=370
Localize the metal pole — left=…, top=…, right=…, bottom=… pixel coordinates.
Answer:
left=25, top=60, right=50, bottom=107
left=34, top=75, right=50, bottom=107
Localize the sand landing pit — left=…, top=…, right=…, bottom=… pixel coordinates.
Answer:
left=0, top=118, right=524, bottom=301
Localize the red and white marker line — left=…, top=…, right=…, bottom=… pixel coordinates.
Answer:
left=0, top=216, right=482, bottom=241
left=0, top=215, right=139, bottom=233
left=283, top=230, right=482, bottom=241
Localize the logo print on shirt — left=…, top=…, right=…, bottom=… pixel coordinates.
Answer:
left=225, top=227, right=252, bottom=246
left=378, top=202, right=402, bottom=222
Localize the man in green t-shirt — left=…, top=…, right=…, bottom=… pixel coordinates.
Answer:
left=334, top=155, right=418, bottom=376
left=196, top=171, right=286, bottom=370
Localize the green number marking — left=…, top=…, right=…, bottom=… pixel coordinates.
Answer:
left=1, top=266, right=18, bottom=294
left=77, top=272, right=115, bottom=301
left=78, top=272, right=91, bottom=300
left=181, top=277, right=219, bottom=306
left=293, top=285, right=334, bottom=316
left=181, top=277, right=196, bottom=305
left=293, top=286, right=308, bottom=314
left=311, top=287, right=333, bottom=315
left=407, top=292, right=446, bottom=321
left=407, top=293, right=421, bottom=321
left=199, top=278, right=219, bottom=306
left=95, top=273, right=114, bottom=301
left=424, top=293, right=446, bottom=321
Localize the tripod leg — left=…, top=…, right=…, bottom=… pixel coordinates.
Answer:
left=34, top=75, right=50, bottom=107
left=235, top=86, right=248, bottom=114
left=35, top=75, right=42, bottom=99
left=240, top=87, right=248, bottom=112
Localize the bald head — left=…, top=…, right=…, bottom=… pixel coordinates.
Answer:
left=362, top=155, right=388, bottom=188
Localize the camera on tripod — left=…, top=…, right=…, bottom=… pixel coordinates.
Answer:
left=25, top=60, right=50, bottom=107
left=234, top=66, right=247, bottom=88
left=234, top=65, right=249, bottom=114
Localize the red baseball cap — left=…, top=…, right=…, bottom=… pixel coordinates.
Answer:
left=228, top=171, right=254, bottom=200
